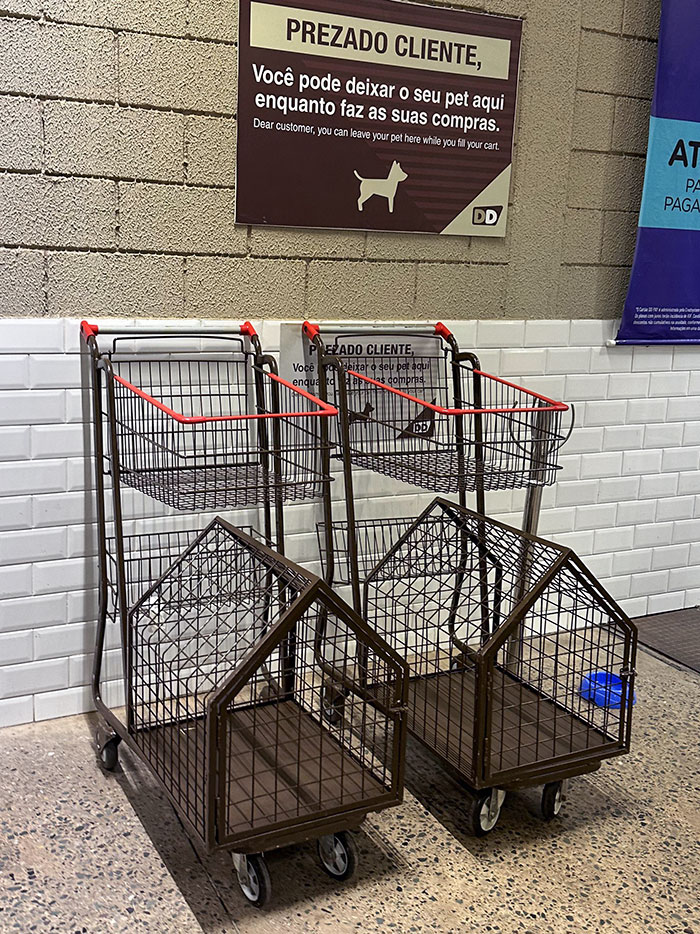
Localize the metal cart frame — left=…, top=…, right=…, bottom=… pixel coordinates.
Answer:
left=82, top=320, right=392, bottom=905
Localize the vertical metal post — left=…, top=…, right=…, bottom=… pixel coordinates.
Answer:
left=506, top=408, right=551, bottom=673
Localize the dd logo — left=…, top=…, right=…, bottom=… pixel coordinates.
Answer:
left=472, top=205, right=503, bottom=226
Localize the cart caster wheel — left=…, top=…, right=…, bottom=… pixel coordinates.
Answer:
left=541, top=781, right=563, bottom=821
left=97, top=732, right=120, bottom=771
left=234, top=854, right=271, bottom=909
left=470, top=788, right=505, bottom=837
left=317, top=831, right=358, bottom=881
left=321, top=686, right=345, bottom=727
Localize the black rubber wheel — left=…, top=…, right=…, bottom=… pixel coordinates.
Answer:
left=321, top=686, right=345, bottom=726
left=235, top=854, right=271, bottom=909
left=97, top=734, right=120, bottom=771
left=317, top=831, right=358, bottom=881
left=470, top=789, right=502, bottom=837
left=541, top=781, right=563, bottom=821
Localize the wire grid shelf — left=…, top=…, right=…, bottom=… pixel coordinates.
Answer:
left=109, top=354, right=334, bottom=511
left=330, top=349, right=568, bottom=494
left=364, top=500, right=636, bottom=788
left=128, top=519, right=404, bottom=849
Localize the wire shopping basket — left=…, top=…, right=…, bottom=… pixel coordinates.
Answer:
left=304, top=321, right=571, bottom=496
left=84, top=321, right=337, bottom=511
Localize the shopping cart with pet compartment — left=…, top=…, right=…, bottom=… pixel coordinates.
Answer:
left=109, top=518, right=407, bottom=906
left=363, top=498, right=637, bottom=834
left=81, top=321, right=386, bottom=904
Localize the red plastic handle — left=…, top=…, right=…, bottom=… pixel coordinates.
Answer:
left=302, top=321, right=320, bottom=340
left=240, top=321, right=258, bottom=339
left=81, top=320, right=99, bottom=340
left=434, top=321, right=453, bottom=342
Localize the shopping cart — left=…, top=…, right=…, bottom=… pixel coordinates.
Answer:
left=81, top=321, right=380, bottom=905
left=100, top=519, right=408, bottom=906
left=363, top=498, right=637, bottom=834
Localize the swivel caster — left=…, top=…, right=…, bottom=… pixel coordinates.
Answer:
left=470, top=788, right=505, bottom=836
left=233, top=853, right=271, bottom=909
left=95, top=727, right=121, bottom=771
left=317, top=831, right=358, bottom=881
left=541, top=780, right=565, bottom=821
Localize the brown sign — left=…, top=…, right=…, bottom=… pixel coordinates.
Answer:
left=236, top=0, right=522, bottom=237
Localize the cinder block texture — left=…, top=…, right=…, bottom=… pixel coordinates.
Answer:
left=623, top=0, right=662, bottom=39
left=613, top=97, right=652, bottom=154
left=118, top=34, right=236, bottom=112
left=582, top=0, right=624, bottom=33
left=45, top=102, right=184, bottom=182
left=186, top=257, right=306, bottom=317
left=562, top=209, right=604, bottom=264
left=186, top=116, right=236, bottom=186
left=568, top=152, right=645, bottom=212
left=44, top=0, right=188, bottom=35
left=579, top=32, right=657, bottom=98
left=0, top=175, right=115, bottom=248
left=46, top=252, right=184, bottom=317
left=0, top=250, right=45, bottom=316
left=0, top=96, right=42, bottom=171
left=309, top=260, right=417, bottom=319
left=0, top=20, right=115, bottom=100
left=415, top=262, right=506, bottom=318
left=119, top=183, right=241, bottom=254
left=572, top=92, right=615, bottom=152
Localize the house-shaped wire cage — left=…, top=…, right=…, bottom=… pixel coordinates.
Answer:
left=127, top=519, right=407, bottom=855
left=364, top=499, right=637, bottom=791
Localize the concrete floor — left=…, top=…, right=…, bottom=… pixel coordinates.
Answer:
left=1, top=650, right=699, bottom=934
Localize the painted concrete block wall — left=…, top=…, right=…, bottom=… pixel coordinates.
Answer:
left=0, top=0, right=658, bottom=320
left=0, top=317, right=699, bottom=728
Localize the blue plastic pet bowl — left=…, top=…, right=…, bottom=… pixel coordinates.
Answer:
left=579, top=671, right=636, bottom=709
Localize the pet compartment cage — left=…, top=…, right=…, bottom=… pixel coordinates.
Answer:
left=97, top=519, right=408, bottom=906
left=363, top=498, right=637, bottom=835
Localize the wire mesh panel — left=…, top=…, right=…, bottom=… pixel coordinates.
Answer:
left=220, top=603, right=402, bottom=849
left=316, top=517, right=417, bottom=584
left=128, top=519, right=405, bottom=850
left=364, top=499, right=636, bottom=789
left=485, top=558, right=633, bottom=783
left=108, top=353, right=334, bottom=511
left=326, top=345, right=568, bottom=493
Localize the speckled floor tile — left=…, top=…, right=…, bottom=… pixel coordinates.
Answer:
left=0, top=714, right=204, bottom=933
left=1, top=650, right=698, bottom=934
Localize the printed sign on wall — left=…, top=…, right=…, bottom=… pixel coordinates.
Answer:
left=616, top=0, right=700, bottom=343
left=236, top=0, right=522, bottom=237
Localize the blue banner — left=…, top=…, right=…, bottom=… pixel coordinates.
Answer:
left=616, top=0, right=700, bottom=344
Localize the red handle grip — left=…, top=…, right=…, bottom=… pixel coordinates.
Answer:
left=240, top=321, right=258, bottom=338
left=81, top=320, right=99, bottom=340
left=302, top=321, right=320, bottom=340
left=434, top=321, right=453, bottom=342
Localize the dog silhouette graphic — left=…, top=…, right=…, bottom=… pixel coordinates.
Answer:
left=354, top=161, right=408, bottom=213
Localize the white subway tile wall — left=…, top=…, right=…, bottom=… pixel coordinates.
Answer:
left=0, top=316, right=698, bottom=726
